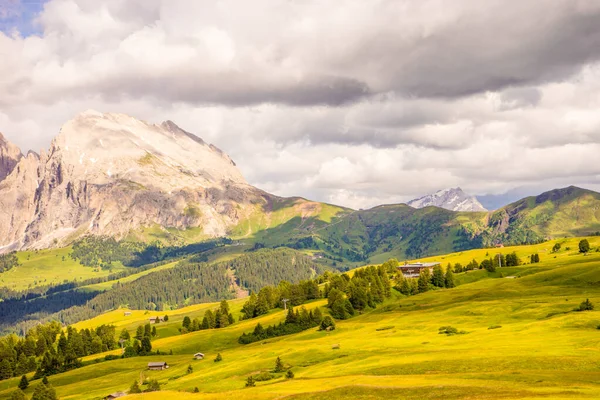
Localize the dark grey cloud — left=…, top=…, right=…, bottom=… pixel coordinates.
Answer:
left=2, top=0, right=600, bottom=210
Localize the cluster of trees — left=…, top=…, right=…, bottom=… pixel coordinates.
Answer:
left=0, top=252, right=20, bottom=273
left=238, top=306, right=323, bottom=344
left=180, top=301, right=235, bottom=333
left=325, top=265, right=392, bottom=319
left=240, top=280, right=320, bottom=320
left=452, top=259, right=480, bottom=273
left=130, top=378, right=160, bottom=393
left=10, top=376, right=58, bottom=400
left=395, top=265, right=454, bottom=296
left=478, top=252, right=522, bottom=272
left=0, top=321, right=116, bottom=383
left=530, top=254, right=540, bottom=263
left=3, top=249, right=324, bottom=335
left=121, top=323, right=154, bottom=357
left=233, top=249, right=319, bottom=293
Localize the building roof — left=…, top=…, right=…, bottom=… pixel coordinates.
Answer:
left=148, top=362, right=167, bottom=367
left=400, top=262, right=440, bottom=268
left=194, top=352, right=205, bottom=356
left=106, top=392, right=126, bottom=399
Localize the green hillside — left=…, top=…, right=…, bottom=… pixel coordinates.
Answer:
left=2, top=238, right=600, bottom=399
left=250, top=186, right=600, bottom=265
left=487, top=186, right=600, bottom=243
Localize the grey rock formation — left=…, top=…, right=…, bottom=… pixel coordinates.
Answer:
left=0, top=132, right=22, bottom=182
left=0, top=111, right=268, bottom=251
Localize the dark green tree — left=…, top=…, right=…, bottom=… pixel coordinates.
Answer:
left=31, top=382, right=57, bottom=400
left=18, top=375, right=28, bottom=390
left=417, top=268, right=430, bottom=293
left=182, top=316, right=191, bottom=330
left=431, top=265, right=445, bottom=287
left=214, top=353, right=222, bottom=362
left=274, top=357, right=284, bottom=373
left=577, top=299, right=594, bottom=311
left=444, top=267, right=455, bottom=288
left=579, top=239, right=590, bottom=254
left=187, top=364, right=193, bottom=374
left=245, top=376, right=256, bottom=387
left=286, top=370, right=295, bottom=379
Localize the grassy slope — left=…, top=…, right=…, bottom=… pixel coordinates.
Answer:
left=3, top=239, right=600, bottom=399
left=0, top=247, right=130, bottom=291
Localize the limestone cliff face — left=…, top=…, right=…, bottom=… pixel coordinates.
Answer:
left=0, top=111, right=268, bottom=251
left=0, top=132, right=22, bottom=182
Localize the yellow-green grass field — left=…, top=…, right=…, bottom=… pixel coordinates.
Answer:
left=0, top=247, right=130, bottom=291
left=77, top=260, right=182, bottom=293
left=2, top=238, right=600, bottom=399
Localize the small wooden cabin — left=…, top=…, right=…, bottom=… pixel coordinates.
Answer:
left=148, top=361, right=168, bottom=370
left=149, top=316, right=164, bottom=323
left=105, top=392, right=126, bottom=400
left=194, top=352, right=205, bottom=360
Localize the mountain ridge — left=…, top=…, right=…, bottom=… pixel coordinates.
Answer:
left=407, top=187, right=487, bottom=212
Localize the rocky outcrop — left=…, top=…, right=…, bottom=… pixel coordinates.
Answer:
left=0, top=111, right=269, bottom=251
left=0, top=132, right=22, bottom=182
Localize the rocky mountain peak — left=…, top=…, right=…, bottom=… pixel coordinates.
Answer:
left=0, top=111, right=260, bottom=251
left=48, top=110, right=246, bottom=189
left=407, top=187, right=487, bottom=212
left=0, top=132, right=23, bottom=182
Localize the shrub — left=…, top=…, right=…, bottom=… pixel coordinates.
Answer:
left=319, top=316, right=336, bottom=331
left=253, top=372, right=275, bottom=382
left=214, top=353, right=222, bottom=362
left=577, top=299, right=594, bottom=311
left=245, top=376, right=256, bottom=387
left=144, top=379, right=161, bottom=392
left=488, top=325, right=502, bottom=330
left=286, top=370, right=295, bottom=379
left=438, top=326, right=467, bottom=336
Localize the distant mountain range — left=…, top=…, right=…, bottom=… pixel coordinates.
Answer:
left=1, top=112, right=600, bottom=262
left=408, top=187, right=487, bottom=212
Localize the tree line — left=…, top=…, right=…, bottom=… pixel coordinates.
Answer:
left=3, top=248, right=317, bottom=335
left=180, top=300, right=235, bottom=333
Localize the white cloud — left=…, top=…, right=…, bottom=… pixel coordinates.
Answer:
left=1, top=0, right=600, bottom=209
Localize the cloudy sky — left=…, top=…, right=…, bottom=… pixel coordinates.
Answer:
left=2, top=0, right=600, bottom=209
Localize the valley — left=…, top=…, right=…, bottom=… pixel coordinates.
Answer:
left=1, top=238, right=600, bottom=399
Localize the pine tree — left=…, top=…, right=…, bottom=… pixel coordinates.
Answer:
left=274, top=357, right=284, bottom=372
left=135, top=325, right=144, bottom=340
left=31, top=382, right=57, bottom=400
left=187, top=364, right=193, bottom=374
left=417, top=269, right=430, bottom=293
left=18, top=375, right=28, bottom=390
left=245, top=376, right=256, bottom=387
left=432, top=265, right=445, bottom=287
left=0, top=359, right=13, bottom=380
left=445, top=267, right=455, bottom=288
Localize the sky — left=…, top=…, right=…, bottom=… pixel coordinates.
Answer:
left=2, top=0, right=600, bottom=210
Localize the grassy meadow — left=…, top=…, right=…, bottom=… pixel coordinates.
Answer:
left=0, top=247, right=130, bottom=291
left=2, top=237, right=600, bottom=399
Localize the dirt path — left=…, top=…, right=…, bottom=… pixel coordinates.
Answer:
left=227, top=269, right=249, bottom=299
